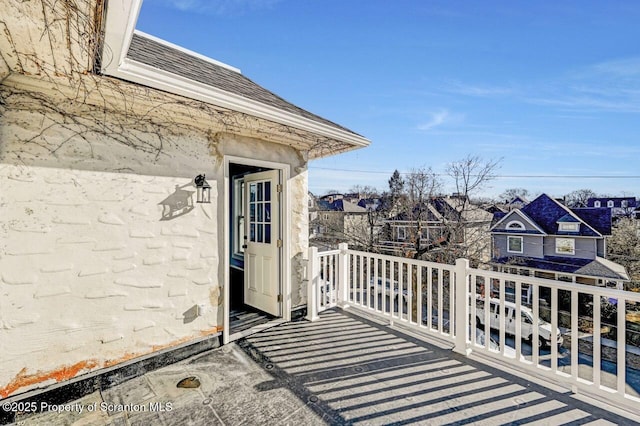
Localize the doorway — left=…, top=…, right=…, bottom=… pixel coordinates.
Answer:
left=226, top=160, right=288, bottom=341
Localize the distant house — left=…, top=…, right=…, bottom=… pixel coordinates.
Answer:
left=587, top=197, right=637, bottom=219
left=507, top=196, right=529, bottom=210
left=490, top=194, right=629, bottom=292
left=310, top=198, right=372, bottom=249
left=379, top=196, right=493, bottom=262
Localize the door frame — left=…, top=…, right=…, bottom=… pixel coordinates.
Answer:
left=223, top=155, right=292, bottom=344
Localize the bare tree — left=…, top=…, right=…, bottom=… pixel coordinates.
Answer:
left=499, top=188, right=530, bottom=203
left=564, top=189, right=597, bottom=208
left=435, top=155, right=501, bottom=265
left=404, top=167, right=442, bottom=259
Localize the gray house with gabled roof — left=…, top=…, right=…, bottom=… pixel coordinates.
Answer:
left=490, top=194, right=628, bottom=289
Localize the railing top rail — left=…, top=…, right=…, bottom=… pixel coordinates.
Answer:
left=470, top=267, right=640, bottom=302
left=317, top=249, right=341, bottom=256
left=346, top=248, right=456, bottom=271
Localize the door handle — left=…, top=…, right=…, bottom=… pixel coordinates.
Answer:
left=242, top=244, right=247, bottom=249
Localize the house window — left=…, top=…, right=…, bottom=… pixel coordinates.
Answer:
left=232, top=176, right=245, bottom=259
left=506, top=221, right=525, bottom=230
left=397, top=226, right=406, bottom=240
left=607, top=200, right=614, bottom=208
left=507, top=236, right=523, bottom=253
left=622, top=200, right=628, bottom=208
left=559, top=222, right=579, bottom=232
left=594, top=201, right=601, bottom=207
left=556, top=238, right=575, bottom=255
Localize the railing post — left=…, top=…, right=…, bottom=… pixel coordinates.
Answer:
left=306, top=246, right=319, bottom=322
left=453, top=258, right=471, bottom=355
left=338, top=243, right=350, bottom=308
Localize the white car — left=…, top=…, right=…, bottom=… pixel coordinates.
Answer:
left=474, top=328, right=524, bottom=360
left=369, top=278, right=408, bottom=303
left=475, top=298, right=563, bottom=348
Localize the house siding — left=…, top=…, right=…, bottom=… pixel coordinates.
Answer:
left=542, top=237, right=597, bottom=260
left=493, top=235, right=544, bottom=259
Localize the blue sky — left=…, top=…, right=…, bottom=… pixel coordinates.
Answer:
left=136, top=0, right=640, bottom=199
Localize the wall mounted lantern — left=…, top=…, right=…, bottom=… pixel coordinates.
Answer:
left=194, top=174, right=211, bottom=203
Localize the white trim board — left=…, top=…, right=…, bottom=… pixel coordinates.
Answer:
left=100, top=1, right=370, bottom=150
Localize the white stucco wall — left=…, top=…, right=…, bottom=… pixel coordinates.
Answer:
left=0, top=75, right=310, bottom=398
left=0, top=165, right=220, bottom=398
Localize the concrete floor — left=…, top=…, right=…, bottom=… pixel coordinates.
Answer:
left=18, top=309, right=640, bottom=425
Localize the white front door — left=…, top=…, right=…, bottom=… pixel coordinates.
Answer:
left=243, top=170, right=280, bottom=316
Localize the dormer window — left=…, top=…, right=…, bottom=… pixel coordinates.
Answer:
left=622, top=200, right=628, bottom=208
left=506, top=220, right=525, bottom=230
left=594, top=201, right=601, bottom=208
left=607, top=200, right=614, bottom=208
left=559, top=222, right=579, bottom=232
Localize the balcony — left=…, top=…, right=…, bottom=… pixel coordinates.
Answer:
left=307, top=244, right=640, bottom=415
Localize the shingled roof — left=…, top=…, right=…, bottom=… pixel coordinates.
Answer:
left=492, top=255, right=629, bottom=281
left=126, top=32, right=361, bottom=137
left=520, top=194, right=605, bottom=237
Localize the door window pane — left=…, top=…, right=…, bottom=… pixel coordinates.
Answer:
left=250, top=224, right=256, bottom=242
left=265, top=203, right=271, bottom=222
left=265, top=224, right=271, bottom=244
left=257, top=182, right=263, bottom=201
left=258, top=224, right=263, bottom=243
left=265, top=181, right=271, bottom=201
left=250, top=183, right=256, bottom=202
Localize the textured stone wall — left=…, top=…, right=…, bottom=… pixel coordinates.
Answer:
left=0, top=165, right=220, bottom=398
left=0, top=77, right=310, bottom=397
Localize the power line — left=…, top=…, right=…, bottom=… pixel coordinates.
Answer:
left=310, top=166, right=640, bottom=179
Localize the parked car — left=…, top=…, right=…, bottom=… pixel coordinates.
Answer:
left=474, top=328, right=523, bottom=360
left=475, top=298, right=563, bottom=348
left=369, top=277, right=408, bottom=303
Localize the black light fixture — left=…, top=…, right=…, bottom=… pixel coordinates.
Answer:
left=194, top=174, right=211, bottom=203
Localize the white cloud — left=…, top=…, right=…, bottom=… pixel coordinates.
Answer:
left=445, top=82, right=515, bottom=97
left=589, top=57, right=640, bottom=77
left=417, top=109, right=463, bottom=131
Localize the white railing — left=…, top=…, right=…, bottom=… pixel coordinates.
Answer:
left=306, top=244, right=640, bottom=412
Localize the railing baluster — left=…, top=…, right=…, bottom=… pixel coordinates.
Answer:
left=390, top=260, right=396, bottom=321
left=438, top=267, right=443, bottom=334
left=365, top=255, right=371, bottom=310
left=594, top=295, right=601, bottom=388
left=381, top=260, right=387, bottom=315
left=471, top=273, right=477, bottom=346
left=374, top=258, right=379, bottom=312
left=499, top=278, right=505, bottom=358
left=617, top=297, right=626, bottom=396
left=449, top=269, right=454, bottom=336
left=532, top=284, right=539, bottom=367
left=571, top=289, right=578, bottom=380
left=551, top=286, right=558, bottom=374
left=351, top=252, right=356, bottom=304
left=408, top=263, right=413, bottom=324
left=427, top=267, right=433, bottom=329
left=515, top=279, right=522, bottom=361
left=417, top=265, right=423, bottom=327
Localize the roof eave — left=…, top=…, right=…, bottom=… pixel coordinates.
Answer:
left=100, top=0, right=370, bottom=155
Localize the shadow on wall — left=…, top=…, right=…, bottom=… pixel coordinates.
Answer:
left=159, top=184, right=195, bottom=221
